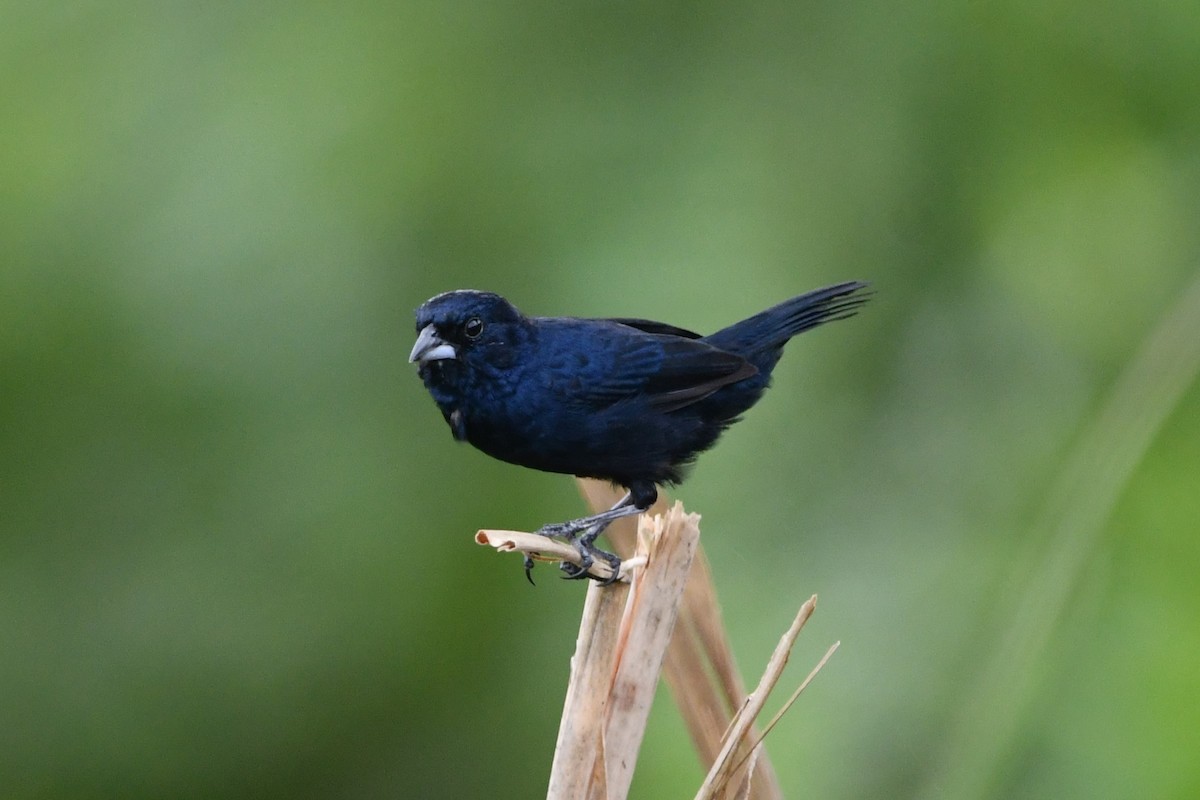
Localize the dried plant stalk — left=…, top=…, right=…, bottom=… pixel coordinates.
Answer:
left=546, top=502, right=700, bottom=800
left=548, top=573, right=631, bottom=799
left=696, top=595, right=835, bottom=800
left=477, top=482, right=832, bottom=798
left=577, top=480, right=784, bottom=800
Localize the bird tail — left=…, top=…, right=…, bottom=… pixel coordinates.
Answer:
left=703, top=281, right=871, bottom=357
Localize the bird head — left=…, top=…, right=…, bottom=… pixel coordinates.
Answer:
left=410, top=289, right=528, bottom=380
left=410, top=290, right=530, bottom=441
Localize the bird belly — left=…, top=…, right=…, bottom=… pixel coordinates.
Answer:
left=461, top=398, right=706, bottom=487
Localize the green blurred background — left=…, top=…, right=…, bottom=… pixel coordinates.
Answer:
left=4, top=2, right=1199, bottom=797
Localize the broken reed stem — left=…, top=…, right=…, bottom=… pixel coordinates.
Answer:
left=697, top=595, right=834, bottom=800
left=547, top=502, right=700, bottom=800
left=747, top=640, right=840, bottom=758
left=576, top=481, right=785, bottom=800
left=476, top=482, right=837, bottom=798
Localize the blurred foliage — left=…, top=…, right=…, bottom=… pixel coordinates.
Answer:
left=3, top=2, right=1199, bottom=798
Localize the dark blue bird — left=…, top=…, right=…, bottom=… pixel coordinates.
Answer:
left=410, top=282, right=870, bottom=582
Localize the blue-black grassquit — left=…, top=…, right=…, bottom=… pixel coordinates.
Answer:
left=410, top=282, right=869, bottom=582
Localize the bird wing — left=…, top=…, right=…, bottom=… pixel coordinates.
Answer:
left=559, top=321, right=756, bottom=413
left=602, top=317, right=703, bottom=339
left=640, top=335, right=758, bottom=411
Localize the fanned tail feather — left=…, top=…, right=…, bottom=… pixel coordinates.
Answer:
left=704, top=281, right=871, bottom=356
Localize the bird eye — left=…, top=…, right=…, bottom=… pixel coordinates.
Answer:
left=464, top=317, right=484, bottom=339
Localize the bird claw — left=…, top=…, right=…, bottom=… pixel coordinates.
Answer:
left=593, top=548, right=625, bottom=586
left=558, top=560, right=589, bottom=580
left=559, top=541, right=623, bottom=585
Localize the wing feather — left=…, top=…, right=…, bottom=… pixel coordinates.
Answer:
left=546, top=319, right=755, bottom=413
left=601, top=317, right=703, bottom=339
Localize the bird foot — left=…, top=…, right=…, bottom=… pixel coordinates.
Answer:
left=521, top=518, right=624, bottom=584
left=559, top=544, right=623, bottom=585
left=526, top=497, right=640, bottom=584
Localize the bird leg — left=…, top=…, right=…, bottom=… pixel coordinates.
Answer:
left=533, top=491, right=638, bottom=539
left=528, top=491, right=641, bottom=584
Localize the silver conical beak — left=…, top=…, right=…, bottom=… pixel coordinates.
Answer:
left=409, top=325, right=458, bottom=364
